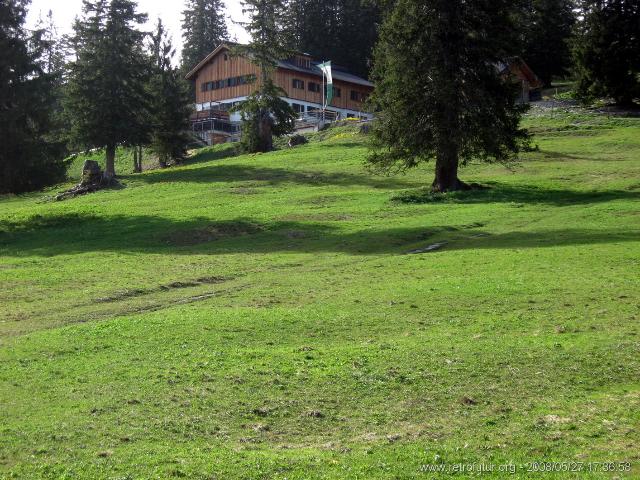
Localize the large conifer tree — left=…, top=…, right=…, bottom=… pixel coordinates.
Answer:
left=65, top=0, right=149, bottom=181
left=574, top=0, right=640, bottom=106
left=233, top=0, right=296, bottom=152
left=368, top=0, right=530, bottom=192
left=0, top=0, right=65, bottom=193
left=181, top=0, right=229, bottom=73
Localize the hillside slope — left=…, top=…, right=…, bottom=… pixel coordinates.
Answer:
left=1, top=110, right=639, bottom=478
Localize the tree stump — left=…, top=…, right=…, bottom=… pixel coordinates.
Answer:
left=54, top=159, right=113, bottom=201
left=81, top=160, right=102, bottom=185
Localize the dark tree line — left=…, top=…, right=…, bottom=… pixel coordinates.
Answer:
left=519, top=0, right=576, bottom=87
left=1, top=0, right=193, bottom=193
left=288, top=0, right=382, bottom=78
left=1, top=0, right=66, bottom=193
left=574, top=0, right=640, bottom=106
left=180, top=0, right=229, bottom=75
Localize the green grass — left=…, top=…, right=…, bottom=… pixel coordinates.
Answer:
left=1, top=110, right=639, bottom=479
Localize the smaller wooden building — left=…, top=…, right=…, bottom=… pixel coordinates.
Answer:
left=498, top=57, right=543, bottom=104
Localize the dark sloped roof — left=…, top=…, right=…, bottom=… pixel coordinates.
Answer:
left=277, top=59, right=374, bottom=87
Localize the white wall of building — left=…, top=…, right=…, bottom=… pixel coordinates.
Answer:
left=195, top=96, right=373, bottom=123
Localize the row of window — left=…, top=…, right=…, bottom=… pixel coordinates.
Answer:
left=292, top=78, right=368, bottom=102
left=201, top=75, right=367, bottom=102
left=201, top=74, right=256, bottom=92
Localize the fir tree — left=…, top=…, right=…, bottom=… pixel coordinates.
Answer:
left=520, top=0, right=576, bottom=87
left=65, top=0, right=149, bottom=181
left=0, top=0, right=66, bottom=193
left=147, top=20, right=192, bottom=167
left=181, top=0, right=229, bottom=73
left=574, top=0, right=640, bottom=106
left=233, top=0, right=296, bottom=152
left=368, top=0, right=530, bottom=192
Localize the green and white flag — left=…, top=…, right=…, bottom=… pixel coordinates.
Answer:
left=318, top=61, right=333, bottom=107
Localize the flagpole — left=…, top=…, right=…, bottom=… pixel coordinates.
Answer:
left=322, top=61, right=326, bottom=123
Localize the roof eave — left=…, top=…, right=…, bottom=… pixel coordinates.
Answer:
left=185, top=44, right=231, bottom=80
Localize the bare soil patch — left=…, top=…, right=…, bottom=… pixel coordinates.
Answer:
left=165, top=221, right=264, bottom=246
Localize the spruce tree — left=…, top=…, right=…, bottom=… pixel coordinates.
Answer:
left=574, top=0, right=640, bottom=106
left=520, top=0, right=576, bottom=87
left=181, top=0, right=229, bottom=73
left=65, top=0, right=149, bottom=181
left=368, top=0, right=530, bottom=192
left=147, top=20, right=192, bottom=167
left=0, top=0, right=65, bottom=193
left=233, top=0, right=296, bottom=152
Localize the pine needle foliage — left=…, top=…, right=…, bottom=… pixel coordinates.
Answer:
left=519, top=0, right=576, bottom=87
left=232, top=0, right=296, bottom=153
left=0, top=0, right=66, bottom=193
left=147, top=20, right=192, bottom=167
left=574, top=0, right=640, bottom=106
left=368, top=0, right=531, bottom=192
left=64, top=0, right=149, bottom=181
left=181, top=0, right=229, bottom=74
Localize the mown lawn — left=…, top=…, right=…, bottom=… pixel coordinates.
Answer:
left=1, top=108, right=639, bottom=479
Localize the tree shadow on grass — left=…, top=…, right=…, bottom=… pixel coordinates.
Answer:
left=182, top=144, right=240, bottom=166
left=537, top=150, right=591, bottom=162
left=394, top=181, right=640, bottom=206
left=1, top=212, right=638, bottom=258
left=128, top=163, right=416, bottom=189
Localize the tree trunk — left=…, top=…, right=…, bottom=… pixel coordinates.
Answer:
left=133, top=147, right=139, bottom=173
left=432, top=147, right=468, bottom=192
left=104, top=144, right=116, bottom=182
left=258, top=109, right=273, bottom=152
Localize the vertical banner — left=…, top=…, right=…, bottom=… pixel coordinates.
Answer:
left=318, top=61, right=333, bottom=107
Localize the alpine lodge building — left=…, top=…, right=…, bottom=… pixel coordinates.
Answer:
left=185, top=44, right=375, bottom=144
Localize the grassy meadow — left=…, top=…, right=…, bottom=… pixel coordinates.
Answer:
left=1, top=107, right=639, bottom=478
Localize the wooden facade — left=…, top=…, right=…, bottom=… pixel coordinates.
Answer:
left=186, top=45, right=374, bottom=114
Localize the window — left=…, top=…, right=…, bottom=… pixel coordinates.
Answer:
left=294, top=56, right=311, bottom=69
left=350, top=90, right=364, bottom=102
left=223, top=53, right=228, bottom=61
left=334, top=87, right=341, bottom=98
left=291, top=103, right=304, bottom=113
left=308, top=82, right=321, bottom=93
left=292, top=79, right=304, bottom=89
